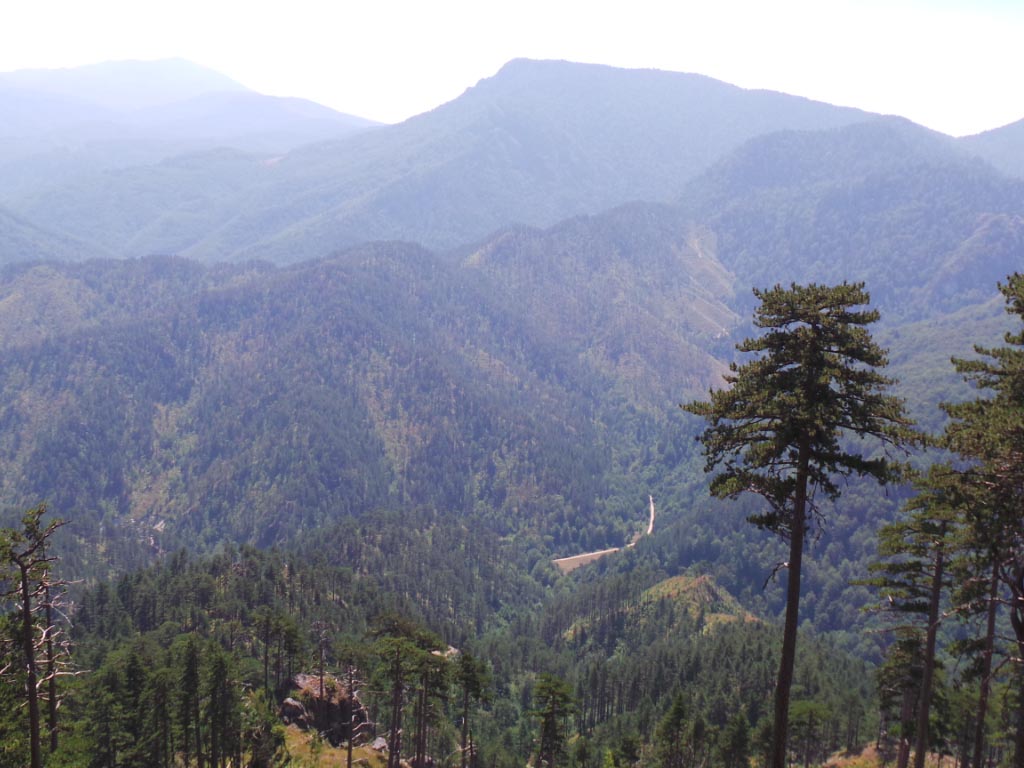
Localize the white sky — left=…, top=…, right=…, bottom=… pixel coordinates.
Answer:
left=1, top=0, right=1022, bottom=137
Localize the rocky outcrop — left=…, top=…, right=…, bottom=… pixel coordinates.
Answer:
left=281, top=673, right=372, bottom=747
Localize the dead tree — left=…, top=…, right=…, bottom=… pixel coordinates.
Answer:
left=1, top=505, right=71, bottom=768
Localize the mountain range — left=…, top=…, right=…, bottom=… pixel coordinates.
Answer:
left=0, top=56, right=1022, bottom=633
left=4, top=57, right=877, bottom=262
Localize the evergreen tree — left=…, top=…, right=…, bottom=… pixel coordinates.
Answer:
left=788, top=701, right=830, bottom=768
left=254, top=605, right=276, bottom=698
left=204, top=644, right=238, bottom=768
left=874, top=628, right=922, bottom=768
left=717, top=710, right=751, bottom=768
left=122, top=646, right=150, bottom=767
left=240, top=690, right=288, bottom=768
left=177, top=634, right=205, bottom=768
left=375, top=635, right=418, bottom=768
left=87, top=663, right=130, bottom=768
left=941, top=273, right=1024, bottom=768
left=412, top=649, right=449, bottom=768
left=146, top=664, right=176, bottom=768
left=372, top=615, right=443, bottom=768
left=533, top=674, right=575, bottom=768
left=653, top=693, right=689, bottom=768
left=683, top=282, right=914, bottom=768
left=455, top=651, right=490, bottom=768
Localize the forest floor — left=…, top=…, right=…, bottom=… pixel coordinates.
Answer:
left=825, top=745, right=952, bottom=768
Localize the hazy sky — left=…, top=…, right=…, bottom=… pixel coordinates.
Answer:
left=2, top=0, right=1022, bottom=136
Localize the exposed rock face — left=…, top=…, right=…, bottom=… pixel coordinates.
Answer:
left=282, top=672, right=372, bottom=747
left=280, top=697, right=311, bottom=728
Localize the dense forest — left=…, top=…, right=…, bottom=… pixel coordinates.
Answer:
left=1, top=58, right=1024, bottom=768
left=2, top=273, right=1022, bottom=768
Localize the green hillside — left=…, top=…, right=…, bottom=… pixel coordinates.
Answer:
left=24, top=535, right=871, bottom=768
left=0, top=205, right=110, bottom=263
left=0, top=225, right=731, bottom=579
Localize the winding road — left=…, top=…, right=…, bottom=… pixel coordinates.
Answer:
left=552, top=495, right=656, bottom=575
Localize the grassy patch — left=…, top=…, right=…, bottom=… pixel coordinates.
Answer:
left=283, top=725, right=387, bottom=768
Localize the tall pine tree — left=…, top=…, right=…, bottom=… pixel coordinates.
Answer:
left=683, top=282, right=914, bottom=768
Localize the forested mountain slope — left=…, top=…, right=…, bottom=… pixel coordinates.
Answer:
left=0, top=205, right=110, bottom=263
left=0, top=57, right=1020, bottom=665
left=3, top=100, right=1023, bottom=614
left=0, top=239, right=1014, bottom=663
left=0, top=211, right=734, bottom=579
left=7, top=148, right=276, bottom=257
left=34, top=536, right=873, bottom=768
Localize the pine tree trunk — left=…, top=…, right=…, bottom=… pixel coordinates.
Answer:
left=1010, top=566, right=1024, bottom=768
left=195, top=690, right=204, bottom=768
left=1014, top=672, right=1024, bottom=768
left=263, top=623, right=270, bottom=697
left=897, top=688, right=914, bottom=768
left=913, top=534, right=945, bottom=768
left=770, top=442, right=810, bottom=768
left=971, top=567, right=998, bottom=768
left=416, top=672, right=429, bottom=768
left=319, top=636, right=325, bottom=702
left=387, top=651, right=404, bottom=768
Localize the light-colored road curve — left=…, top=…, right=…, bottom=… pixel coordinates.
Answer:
left=552, top=496, right=656, bottom=575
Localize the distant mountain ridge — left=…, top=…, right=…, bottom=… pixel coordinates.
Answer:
left=4, top=57, right=1024, bottom=269
left=1, top=57, right=876, bottom=264
left=0, top=178, right=1017, bottom=634
left=0, top=59, right=381, bottom=205
left=0, top=58, right=248, bottom=110
left=960, top=117, right=1024, bottom=179
left=0, top=204, right=109, bottom=263
left=679, top=117, right=1024, bottom=320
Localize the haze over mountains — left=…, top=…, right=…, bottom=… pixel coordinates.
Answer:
left=0, top=58, right=380, bottom=220
left=3, top=57, right=1023, bottom=268
left=0, top=58, right=885, bottom=262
